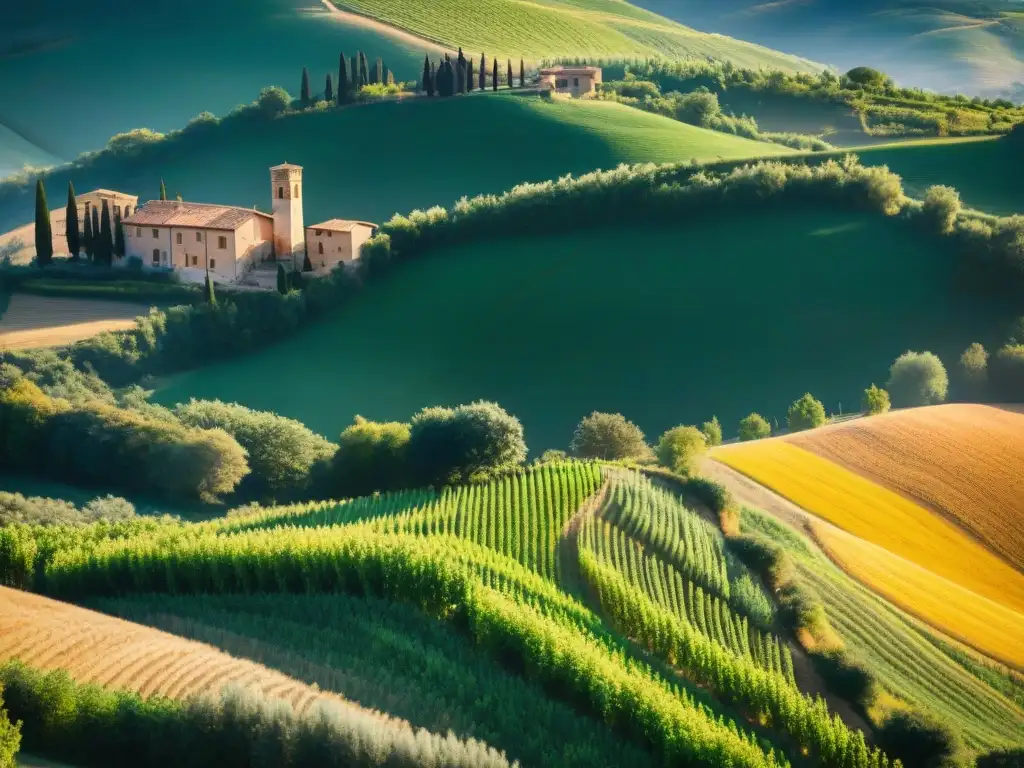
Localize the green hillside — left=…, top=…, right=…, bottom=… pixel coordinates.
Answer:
left=154, top=206, right=1008, bottom=452
left=0, top=93, right=791, bottom=238
left=328, top=0, right=821, bottom=70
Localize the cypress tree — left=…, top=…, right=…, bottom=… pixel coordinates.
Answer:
left=159, top=179, right=167, bottom=201
left=89, top=207, right=98, bottom=256
left=479, top=53, right=486, bottom=90
left=65, top=181, right=79, bottom=259
left=83, top=205, right=94, bottom=261
left=467, top=59, right=474, bottom=92
left=113, top=210, right=125, bottom=260
left=430, top=62, right=437, bottom=95
left=507, top=59, right=513, bottom=88
left=351, top=55, right=359, bottom=90
left=422, top=55, right=431, bottom=94
left=519, top=58, right=525, bottom=87
left=300, top=66, right=311, bottom=106
left=375, top=57, right=383, bottom=85
left=457, top=59, right=466, bottom=94
left=98, top=199, right=113, bottom=265
left=359, top=52, right=369, bottom=88
left=205, top=269, right=217, bottom=305
left=492, top=58, right=498, bottom=91
left=382, top=61, right=390, bottom=86
left=325, top=73, right=334, bottom=103
left=34, top=179, right=53, bottom=266
left=302, top=252, right=313, bottom=272
left=338, top=52, right=348, bottom=103
left=276, top=263, right=288, bottom=295
left=387, top=69, right=394, bottom=86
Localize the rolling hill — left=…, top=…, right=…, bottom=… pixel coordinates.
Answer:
left=0, top=93, right=792, bottom=244
left=630, top=0, right=1024, bottom=98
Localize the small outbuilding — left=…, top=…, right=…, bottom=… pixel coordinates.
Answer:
left=306, top=219, right=377, bottom=271
left=538, top=65, right=602, bottom=96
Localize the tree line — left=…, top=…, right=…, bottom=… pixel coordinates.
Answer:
left=32, top=179, right=125, bottom=266
left=421, top=49, right=526, bottom=97
left=299, top=49, right=401, bottom=110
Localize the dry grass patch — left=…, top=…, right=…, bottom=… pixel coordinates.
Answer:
left=789, top=404, right=1024, bottom=571
left=0, top=294, right=145, bottom=349
left=0, top=586, right=393, bottom=720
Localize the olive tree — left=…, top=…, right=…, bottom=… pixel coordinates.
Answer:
left=786, top=393, right=826, bottom=432
left=700, top=416, right=722, bottom=447
left=655, top=425, right=707, bottom=476
left=959, top=342, right=988, bottom=391
left=327, top=416, right=411, bottom=497
left=861, top=384, right=891, bottom=415
left=922, top=185, right=961, bottom=234
left=570, top=412, right=648, bottom=461
left=738, top=413, right=771, bottom=442
left=887, top=351, right=948, bottom=407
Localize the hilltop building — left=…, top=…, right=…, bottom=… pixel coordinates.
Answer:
left=120, top=163, right=377, bottom=285
left=538, top=66, right=602, bottom=96
left=0, top=188, right=138, bottom=263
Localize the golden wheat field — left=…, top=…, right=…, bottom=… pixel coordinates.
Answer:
left=789, top=404, right=1024, bottom=571
left=0, top=294, right=144, bottom=349
left=811, top=522, right=1024, bottom=668
left=0, top=586, right=385, bottom=718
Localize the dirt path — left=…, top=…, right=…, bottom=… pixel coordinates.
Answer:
left=318, top=0, right=451, bottom=55
left=557, top=476, right=610, bottom=598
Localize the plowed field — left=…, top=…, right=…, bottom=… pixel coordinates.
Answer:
left=0, top=294, right=145, bottom=349
left=0, top=586, right=387, bottom=718
left=789, top=404, right=1024, bottom=571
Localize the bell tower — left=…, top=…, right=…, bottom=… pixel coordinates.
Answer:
left=270, top=162, right=304, bottom=268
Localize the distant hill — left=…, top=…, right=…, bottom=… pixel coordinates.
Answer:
left=631, top=0, right=1024, bottom=98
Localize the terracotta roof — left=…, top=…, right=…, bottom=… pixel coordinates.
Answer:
left=122, top=200, right=272, bottom=230
left=307, top=219, right=377, bottom=233
left=270, top=162, right=303, bottom=170
left=539, top=66, right=601, bottom=75
left=79, top=189, right=137, bottom=199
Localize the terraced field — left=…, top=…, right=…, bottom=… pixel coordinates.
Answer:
left=790, top=404, right=1024, bottom=571
left=0, top=294, right=146, bottom=349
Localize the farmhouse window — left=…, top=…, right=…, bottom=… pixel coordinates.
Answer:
left=152, top=229, right=159, bottom=238
left=557, top=79, right=568, bottom=88
left=152, top=249, right=159, bottom=266
left=278, top=186, right=284, bottom=199
left=196, top=232, right=202, bottom=242
left=210, top=259, right=216, bottom=268
left=294, top=184, right=300, bottom=198
left=328, top=231, right=332, bottom=238
left=315, top=229, right=322, bottom=236
left=136, top=227, right=142, bottom=237
left=218, top=236, right=227, bottom=249
left=318, top=242, right=324, bottom=255
left=176, top=233, right=183, bottom=245
left=125, top=206, right=132, bottom=217
left=192, top=255, right=198, bottom=266
left=573, top=78, right=579, bottom=86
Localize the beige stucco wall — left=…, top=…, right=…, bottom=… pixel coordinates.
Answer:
left=124, top=224, right=173, bottom=271
left=271, top=168, right=304, bottom=268
left=538, top=71, right=601, bottom=95
left=305, top=224, right=374, bottom=270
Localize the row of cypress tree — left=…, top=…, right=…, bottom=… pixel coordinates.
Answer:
left=422, top=49, right=526, bottom=97
left=33, top=180, right=124, bottom=266
left=300, top=50, right=396, bottom=108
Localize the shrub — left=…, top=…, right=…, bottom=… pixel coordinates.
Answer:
left=875, top=710, right=964, bottom=768
left=407, top=401, right=527, bottom=486
left=538, top=449, right=568, bottom=463
left=844, top=66, right=891, bottom=89
left=977, top=748, right=1024, bottom=767
left=786, top=393, right=826, bottom=432
left=958, top=342, right=989, bottom=391
left=0, top=683, right=20, bottom=768
left=861, top=384, right=891, bottom=415
left=570, top=412, right=649, bottom=461
left=174, top=399, right=336, bottom=500
left=922, top=185, right=961, bottom=234
left=257, top=86, right=291, bottom=116
left=700, top=416, right=722, bottom=447
left=727, top=534, right=795, bottom=589
left=325, top=416, right=411, bottom=498
left=887, top=351, right=948, bottom=407
left=654, top=425, right=706, bottom=476
left=809, top=650, right=878, bottom=712
left=738, top=413, right=771, bottom=441
left=681, top=476, right=733, bottom=515
left=989, top=344, right=1024, bottom=400
left=0, top=492, right=135, bottom=527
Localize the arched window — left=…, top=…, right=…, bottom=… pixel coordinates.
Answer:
left=294, top=184, right=300, bottom=199
left=278, top=186, right=284, bottom=199
left=125, top=205, right=131, bottom=217
left=317, top=242, right=324, bottom=255
left=152, top=248, right=160, bottom=266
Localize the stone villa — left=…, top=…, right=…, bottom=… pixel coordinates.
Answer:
left=1, top=163, right=377, bottom=286
left=538, top=65, right=602, bottom=96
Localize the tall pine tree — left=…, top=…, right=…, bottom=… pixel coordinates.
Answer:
left=430, top=61, right=437, bottom=95
left=479, top=53, right=486, bottom=90
left=300, top=67, right=311, bottom=106
left=457, top=59, right=466, bottom=94
left=338, top=52, right=348, bottom=103
left=467, top=59, right=474, bottom=92
left=34, top=179, right=52, bottom=266
left=82, top=205, right=94, bottom=261
left=276, top=263, right=288, bottom=295
left=159, top=179, right=167, bottom=201
left=98, top=200, right=113, bottom=265
left=90, top=207, right=100, bottom=262
left=325, top=73, right=334, bottom=103
left=65, top=181, right=79, bottom=259
left=507, top=59, right=513, bottom=88
left=423, top=55, right=433, bottom=96
left=351, top=54, right=359, bottom=90
left=492, top=58, right=498, bottom=91
left=519, top=58, right=525, bottom=87
left=113, top=210, right=125, bottom=260
left=358, top=52, right=369, bottom=89
left=205, top=269, right=217, bottom=305
left=374, top=57, right=383, bottom=85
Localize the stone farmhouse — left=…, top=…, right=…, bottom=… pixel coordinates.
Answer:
left=123, top=163, right=377, bottom=285
left=538, top=66, right=602, bottom=96
left=0, top=189, right=139, bottom=264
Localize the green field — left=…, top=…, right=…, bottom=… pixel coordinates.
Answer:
left=154, top=207, right=1010, bottom=451
left=0, top=94, right=790, bottom=235
left=329, top=0, right=820, bottom=69
left=739, top=506, right=1024, bottom=756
